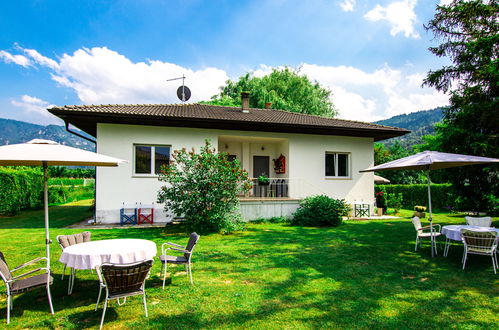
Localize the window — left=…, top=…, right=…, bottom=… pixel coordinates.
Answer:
left=325, top=152, right=350, bottom=178
left=134, top=145, right=171, bottom=175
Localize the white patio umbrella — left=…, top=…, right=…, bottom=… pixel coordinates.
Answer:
left=374, top=175, right=390, bottom=184
left=0, top=139, right=126, bottom=270
left=361, top=150, right=499, bottom=257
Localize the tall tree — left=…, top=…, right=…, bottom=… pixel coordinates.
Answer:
left=423, top=0, right=498, bottom=213
left=206, top=67, right=338, bottom=117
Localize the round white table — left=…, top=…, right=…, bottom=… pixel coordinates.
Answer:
left=441, top=225, right=499, bottom=256
left=60, top=239, right=157, bottom=269
left=59, top=239, right=157, bottom=294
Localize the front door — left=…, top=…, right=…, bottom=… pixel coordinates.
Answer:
left=253, top=156, right=270, bottom=178
left=253, top=156, right=270, bottom=197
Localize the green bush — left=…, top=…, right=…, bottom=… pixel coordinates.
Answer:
left=48, top=185, right=95, bottom=205
left=0, top=167, right=44, bottom=215
left=375, top=184, right=455, bottom=210
left=291, top=195, right=350, bottom=227
left=386, top=193, right=403, bottom=214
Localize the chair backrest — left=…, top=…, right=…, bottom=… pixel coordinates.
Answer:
left=0, top=252, right=12, bottom=282
left=57, top=231, right=92, bottom=249
left=99, top=260, right=153, bottom=296
left=185, top=232, right=200, bottom=260
left=461, top=229, right=497, bottom=250
left=411, top=217, right=422, bottom=231
left=465, top=216, right=492, bottom=227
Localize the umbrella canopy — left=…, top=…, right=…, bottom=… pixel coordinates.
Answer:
left=0, top=139, right=126, bottom=270
left=0, top=139, right=122, bottom=166
left=374, top=175, right=390, bottom=184
left=360, top=150, right=499, bottom=257
left=360, top=151, right=499, bottom=172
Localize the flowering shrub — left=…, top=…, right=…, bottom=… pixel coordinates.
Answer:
left=158, top=140, right=252, bottom=234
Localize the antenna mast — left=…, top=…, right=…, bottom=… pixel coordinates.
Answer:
left=167, top=75, right=191, bottom=103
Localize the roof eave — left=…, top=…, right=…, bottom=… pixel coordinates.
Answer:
left=48, top=109, right=410, bottom=141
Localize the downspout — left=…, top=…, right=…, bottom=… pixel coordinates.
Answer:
left=64, top=121, right=96, bottom=144
left=64, top=120, right=98, bottom=224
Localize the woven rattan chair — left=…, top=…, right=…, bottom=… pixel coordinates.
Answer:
left=0, top=252, right=54, bottom=324
left=465, top=216, right=492, bottom=227
left=412, top=217, right=442, bottom=255
left=160, top=232, right=200, bottom=289
left=56, top=231, right=91, bottom=294
left=461, top=229, right=498, bottom=274
left=95, top=260, right=153, bottom=329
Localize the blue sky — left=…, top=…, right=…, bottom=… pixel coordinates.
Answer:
left=0, top=0, right=451, bottom=125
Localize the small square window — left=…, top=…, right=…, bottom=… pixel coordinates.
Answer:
left=134, top=145, right=171, bottom=175
left=325, top=152, right=350, bottom=178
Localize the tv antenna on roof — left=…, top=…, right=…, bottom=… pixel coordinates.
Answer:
left=167, top=74, right=191, bottom=102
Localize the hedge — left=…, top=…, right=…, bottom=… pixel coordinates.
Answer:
left=375, top=184, right=456, bottom=210
left=0, top=167, right=44, bottom=215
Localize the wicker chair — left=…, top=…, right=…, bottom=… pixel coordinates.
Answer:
left=465, top=216, right=492, bottom=227
left=0, top=252, right=54, bottom=324
left=160, top=232, right=200, bottom=289
left=412, top=217, right=442, bottom=255
left=56, top=231, right=91, bottom=294
left=95, top=260, right=153, bottom=329
left=461, top=229, right=498, bottom=274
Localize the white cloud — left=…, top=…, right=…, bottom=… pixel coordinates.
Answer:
left=0, top=50, right=31, bottom=67
left=23, top=48, right=59, bottom=70
left=339, top=0, right=356, bottom=12
left=7, top=46, right=229, bottom=105
left=299, top=63, right=448, bottom=121
left=364, top=0, right=420, bottom=38
left=11, top=95, right=54, bottom=115
left=2, top=46, right=449, bottom=123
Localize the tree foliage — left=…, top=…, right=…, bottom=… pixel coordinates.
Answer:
left=157, top=140, right=252, bottom=234
left=206, top=67, right=338, bottom=117
left=423, top=0, right=498, bottom=213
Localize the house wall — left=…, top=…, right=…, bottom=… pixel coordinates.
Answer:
left=95, top=123, right=374, bottom=223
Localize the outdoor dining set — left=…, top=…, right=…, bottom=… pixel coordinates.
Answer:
left=0, top=232, right=200, bottom=328
left=412, top=216, right=499, bottom=273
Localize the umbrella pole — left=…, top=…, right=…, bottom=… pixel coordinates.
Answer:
left=43, top=162, right=50, bottom=270
left=427, top=169, right=435, bottom=257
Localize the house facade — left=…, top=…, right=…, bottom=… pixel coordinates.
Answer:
left=49, top=100, right=408, bottom=223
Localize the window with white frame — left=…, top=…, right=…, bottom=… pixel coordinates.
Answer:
left=325, top=152, right=350, bottom=178
left=134, top=144, right=171, bottom=175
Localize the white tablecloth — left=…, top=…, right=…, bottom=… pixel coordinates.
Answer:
left=59, top=239, right=157, bottom=270
left=441, top=225, right=499, bottom=241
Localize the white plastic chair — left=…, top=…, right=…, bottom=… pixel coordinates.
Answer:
left=461, top=229, right=498, bottom=274
left=412, top=217, right=442, bottom=255
left=465, top=216, right=492, bottom=227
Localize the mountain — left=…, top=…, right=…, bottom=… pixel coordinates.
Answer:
left=0, top=118, right=95, bottom=151
left=374, top=108, right=444, bottom=149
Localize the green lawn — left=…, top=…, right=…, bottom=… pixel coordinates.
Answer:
left=0, top=201, right=498, bottom=329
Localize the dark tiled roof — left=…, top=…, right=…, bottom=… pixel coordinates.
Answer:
left=48, top=103, right=409, bottom=141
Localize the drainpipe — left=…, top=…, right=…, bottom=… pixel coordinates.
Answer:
left=64, top=121, right=96, bottom=144
left=64, top=120, right=98, bottom=223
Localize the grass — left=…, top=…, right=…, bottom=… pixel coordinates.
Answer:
left=0, top=200, right=498, bottom=329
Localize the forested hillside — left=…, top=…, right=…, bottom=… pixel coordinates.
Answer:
left=374, top=108, right=444, bottom=149
left=0, top=118, right=94, bottom=150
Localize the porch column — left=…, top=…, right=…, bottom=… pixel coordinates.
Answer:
left=242, top=142, right=250, bottom=174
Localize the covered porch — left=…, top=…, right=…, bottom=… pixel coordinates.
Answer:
left=218, top=135, right=291, bottom=199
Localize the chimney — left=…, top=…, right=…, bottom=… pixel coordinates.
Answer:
left=265, top=102, right=272, bottom=109
left=241, top=92, right=250, bottom=113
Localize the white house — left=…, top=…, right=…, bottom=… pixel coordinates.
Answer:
left=49, top=95, right=408, bottom=223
